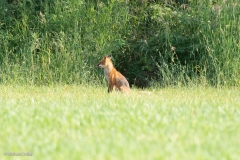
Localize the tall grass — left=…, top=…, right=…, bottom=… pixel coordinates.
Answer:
left=197, top=1, right=240, bottom=86
left=0, top=0, right=239, bottom=86
left=0, top=0, right=129, bottom=85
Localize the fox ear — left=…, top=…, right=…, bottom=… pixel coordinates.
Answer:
left=107, top=54, right=112, bottom=59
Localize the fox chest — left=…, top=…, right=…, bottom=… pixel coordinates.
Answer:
left=104, top=69, right=110, bottom=82
left=104, top=69, right=115, bottom=83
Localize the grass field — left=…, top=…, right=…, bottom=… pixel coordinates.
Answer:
left=0, top=85, right=240, bottom=159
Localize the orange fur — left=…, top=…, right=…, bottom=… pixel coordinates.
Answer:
left=96, top=55, right=130, bottom=93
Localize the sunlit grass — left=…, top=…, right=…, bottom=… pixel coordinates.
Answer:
left=0, top=85, right=239, bottom=159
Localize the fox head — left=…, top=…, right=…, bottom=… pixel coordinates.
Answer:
left=96, top=55, right=113, bottom=68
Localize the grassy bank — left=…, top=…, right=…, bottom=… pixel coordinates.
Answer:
left=0, top=85, right=239, bottom=159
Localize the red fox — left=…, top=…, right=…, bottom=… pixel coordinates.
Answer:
left=96, top=55, right=130, bottom=93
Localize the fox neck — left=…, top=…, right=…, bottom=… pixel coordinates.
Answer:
left=104, top=62, right=115, bottom=82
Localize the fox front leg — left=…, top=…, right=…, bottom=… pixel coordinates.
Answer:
left=108, top=83, right=113, bottom=93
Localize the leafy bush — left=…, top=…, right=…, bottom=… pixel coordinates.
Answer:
left=115, top=0, right=240, bottom=87
left=115, top=1, right=202, bottom=87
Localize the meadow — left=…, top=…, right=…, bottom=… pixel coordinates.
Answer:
left=1, top=85, right=240, bottom=159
